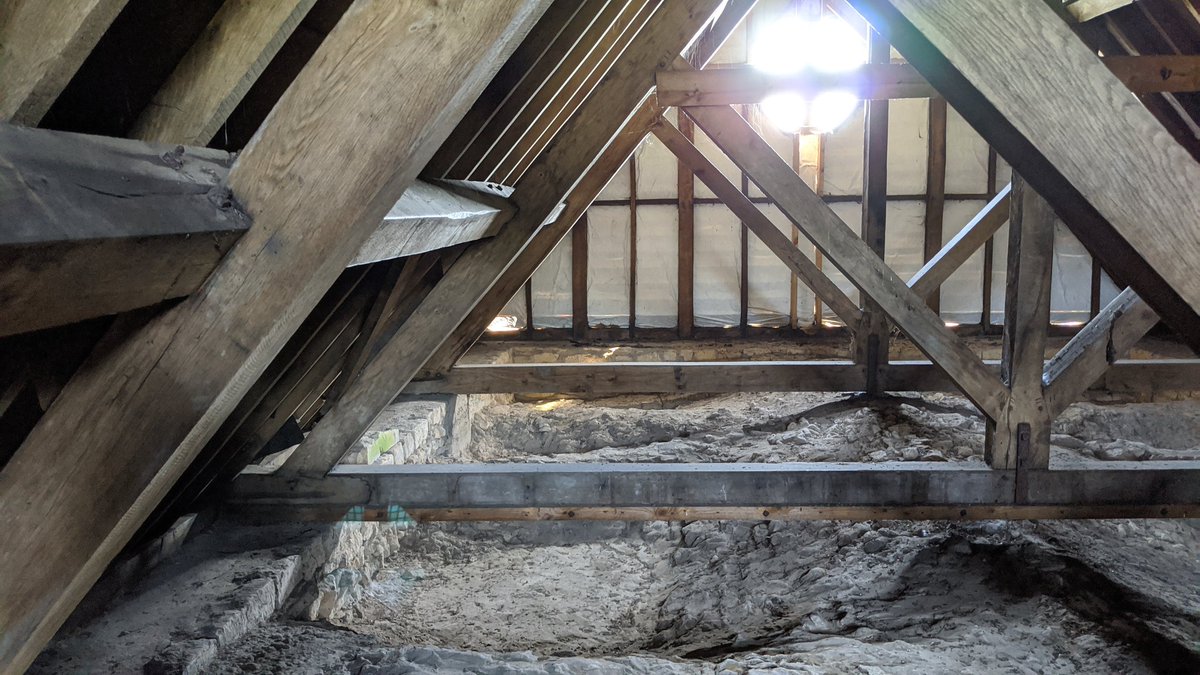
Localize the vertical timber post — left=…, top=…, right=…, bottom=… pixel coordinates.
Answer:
left=986, top=174, right=1054, bottom=473
left=854, top=29, right=891, bottom=394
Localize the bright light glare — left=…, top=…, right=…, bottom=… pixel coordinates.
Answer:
left=760, top=92, right=808, bottom=133
left=749, top=14, right=812, bottom=75
left=487, top=315, right=520, bottom=333
left=750, top=15, right=867, bottom=76
left=808, top=16, right=868, bottom=73
left=808, top=90, right=859, bottom=133
left=751, top=14, right=867, bottom=134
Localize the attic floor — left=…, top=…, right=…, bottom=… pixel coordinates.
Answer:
left=33, top=391, right=1200, bottom=674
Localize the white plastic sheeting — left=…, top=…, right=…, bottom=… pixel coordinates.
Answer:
left=694, top=204, right=742, bottom=326
left=635, top=205, right=678, bottom=327
left=531, top=231, right=571, bottom=328
left=587, top=206, right=631, bottom=326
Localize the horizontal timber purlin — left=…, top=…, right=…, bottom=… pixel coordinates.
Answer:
left=403, top=359, right=1200, bottom=395
left=230, top=462, right=1200, bottom=521
left=655, top=56, right=1200, bottom=106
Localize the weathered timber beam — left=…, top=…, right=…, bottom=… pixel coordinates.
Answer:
left=408, top=361, right=867, bottom=394
left=230, top=462, right=1200, bottom=520
left=0, top=122, right=506, bottom=335
left=684, top=103, right=1008, bottom=420
left=922, top=96, right=947, bottom=313
left=0, top=0, right=127, bottom=125
left=130, top=0, right=318, bottom=145
left=403, top=359, right=1200, bottom=396
left=1044, top=288, right=1161, bottom=416
left=282, top=0, right=741, bottom=478
left=908, top=183, right=1011, bottom=300
left=855, top=30, right=891, bottom=396
left=655, top=56, right=1200, bottom=107
left=651, top=119, right=863, bottom=328
left=658, top=63, right=934, bottom=105
left=849, top=0, right=1200, bottom=350
left=0, top=1, right=550, bottom=671
left=0, top=124, right=246, bottom=337
left=986, top=175, right=1056, bottom=471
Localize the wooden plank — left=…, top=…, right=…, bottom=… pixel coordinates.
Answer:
left=231, top=462, right=1200, bottom=517
left=922, top=97, right=947, bottom=313
left=986, top=175, right=1055, bottom=471
left=129, top=0, right=317, bottom=145
left=677, top=112, right=696, bottom=337
left=850, top=0, right=1200, bottom=350
left=0, top=125, right=246, bottom=337
left=908, top=184, right=1010, bottom=301
left=657, top=63, right=937, bottom=105
left=655, top=56, right=1200, bottom=107
left=1102, top=54, right=1200, bottom=93
left=684, top=103, right=1008, bottom=420
left=1044, top=288, right=1161, bottom=416
left=0, top=0, right=127, bottom=125
left=406, top=358, right=1200, bottom=395
left=282, top=0, right=737, bottom=477
left=0, top=2, right=549, bottom=670
left=408, top=361, right=867, bottom=394
left=651, top=119, right=864, bottom=327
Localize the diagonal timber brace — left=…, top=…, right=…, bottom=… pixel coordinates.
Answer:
left=650, top=118, right=863, bottom=329
left=682, top=103, right=1008, bottom=421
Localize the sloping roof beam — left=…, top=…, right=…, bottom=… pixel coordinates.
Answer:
left=0, top=1, right=549, bottom=670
